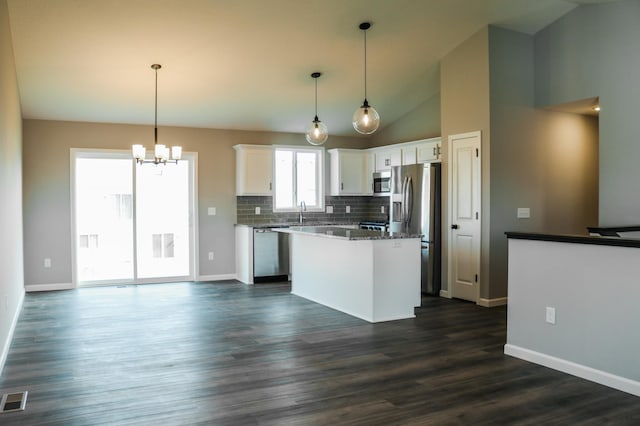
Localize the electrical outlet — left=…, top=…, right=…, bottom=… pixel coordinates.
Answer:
left=517, top=207, right=530, bottom=219
left=326, top=205, right=333, bottom=214
left=208, top=252, right=214, bottom=261
left=208, top=207, right=216, bottom=216
left=381, top=206, right=385, bottom=214
left=44, top=258, right=51, bottom=268
left=255, top=207, right=261, bottom=215
left=346, top=206, right=351, bottom=214
left=545, top=307, right=556, bottom=324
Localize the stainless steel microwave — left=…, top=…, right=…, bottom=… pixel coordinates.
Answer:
left=373, top=171, right=391, bottom=196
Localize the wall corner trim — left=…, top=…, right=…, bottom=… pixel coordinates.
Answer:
left=0, top=290, right=25, bottom=377
left=478, top=297, right=507, bottom=307
left=504, top=344, right=640, bottom=397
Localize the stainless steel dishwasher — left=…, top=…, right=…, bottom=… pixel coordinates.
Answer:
left=253, top=227, right=289, bottom=281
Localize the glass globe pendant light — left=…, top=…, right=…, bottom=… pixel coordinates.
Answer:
left=353, top=22, right=380, bottom=135
left=305, top=72, right=329, bottom=145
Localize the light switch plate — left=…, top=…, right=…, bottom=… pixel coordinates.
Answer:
left=208, top=207, right=216, bottom=216
left=517, top=207, right=530, bottom=219
left=546, top=307, right=556, bottom=324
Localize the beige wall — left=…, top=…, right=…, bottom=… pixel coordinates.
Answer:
left=22, top=119, right=366, bottom=286
left=440, top=27, right=491, bottom=297
left=0, top=0, right=25, bottom=370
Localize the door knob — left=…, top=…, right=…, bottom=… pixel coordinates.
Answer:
left=451, top=224, right=459, bottom=229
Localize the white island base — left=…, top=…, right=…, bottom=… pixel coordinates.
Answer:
left=289, top=232, right=421, bottom=323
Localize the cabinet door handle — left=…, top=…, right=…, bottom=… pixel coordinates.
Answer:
left=451, top=224, right=459, bottom=230
left=437, top=146, right=441, bottom=156
left=433, top=147, right=436, bottom=156
left=269, top=182, right=272, bottom=191
left=341, top=182, right=344, bottom=190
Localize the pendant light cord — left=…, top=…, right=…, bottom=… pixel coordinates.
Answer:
left=314, top=77, right=318, bottom=118
left=154, top=65, right=158, bottom=144
left=363, top=28, right=368, bottom=100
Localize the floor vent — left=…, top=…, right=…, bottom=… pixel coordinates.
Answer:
left=0, top=391, right=28, bottom=414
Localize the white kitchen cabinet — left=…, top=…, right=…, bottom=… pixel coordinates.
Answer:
left=417, top=139, right=442, bottom=163
left=402, top=146, right=417, bottom=165
left=233, top=144, right=273, bottom=195
left=374, top=148, right=402, bottom=171
left=328, top=149, right=372, bottom=195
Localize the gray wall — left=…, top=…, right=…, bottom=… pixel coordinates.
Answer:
left=488, top=26, right=599, bottom=299
left=369, top=92, right=441, bottom=148
left=440, top=27, right=491, bottom=297
left=22, top=119, right=367, bottom=286
left=0, top=0, right=25, bottom=369
left=535, top=0, right=640, bottom=226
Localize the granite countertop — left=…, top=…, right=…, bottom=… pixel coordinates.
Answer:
left=505, top=231, right=640, bottom=249
left=235, top=222, right=358, bottom=229
left=275, top=226, right=422, bottom=241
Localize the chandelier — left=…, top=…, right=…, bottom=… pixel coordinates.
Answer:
left=132, top=64, right=182, bottom=164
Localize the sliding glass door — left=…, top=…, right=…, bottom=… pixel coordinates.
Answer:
left=72, top=150, right=195, bottom=286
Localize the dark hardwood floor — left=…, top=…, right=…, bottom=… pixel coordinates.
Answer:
left=0, top=281, right=638, bottom=425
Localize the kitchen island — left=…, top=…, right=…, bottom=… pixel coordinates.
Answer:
left=276, top=226, right=422, bottom=323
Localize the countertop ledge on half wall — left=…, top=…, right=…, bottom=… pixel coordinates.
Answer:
left=278, top=226, right=421, bottom=241
left=505, top=231, right=640, bottom=249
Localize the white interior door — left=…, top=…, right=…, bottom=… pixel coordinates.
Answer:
left=449, top=131, right=481, bottom=302
left=72, top=150, right=195, bottom=286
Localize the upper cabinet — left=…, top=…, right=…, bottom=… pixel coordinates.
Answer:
left=374, top=148, right=402, bottom=171
left=328, top=149, right=373, bottom=196
left=233, top=144, right=273, bottom=196
left=369, top=137, right=441, bottom=171
left=417, top=139, right=442, bottom=163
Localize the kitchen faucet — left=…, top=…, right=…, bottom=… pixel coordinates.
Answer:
left=299, top=201, right=306, bottom=224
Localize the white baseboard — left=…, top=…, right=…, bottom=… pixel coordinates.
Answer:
left=25, top=282, right=74, bottom=292
left=0, top=290, right=25, bottom=377
left=196, top=274, right=237, bottom=282
left=478, top=297, right=508, bottom=307
left=439, top=289, right=450, bottom=298
left=504, top=344, right=640, bottom=397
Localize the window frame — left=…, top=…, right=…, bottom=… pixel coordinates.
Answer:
left=272, top=145, right=325, bottom=212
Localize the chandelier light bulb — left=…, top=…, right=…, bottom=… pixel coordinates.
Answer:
left=353, top=100, right=380, bottom=135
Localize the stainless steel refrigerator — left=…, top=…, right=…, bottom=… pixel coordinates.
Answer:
left=389, top=163, right=441, bottom=295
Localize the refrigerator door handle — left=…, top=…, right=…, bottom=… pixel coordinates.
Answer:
left=406, top=175, right=413, bottom=229
left=400, top=176, right=407, bottom=223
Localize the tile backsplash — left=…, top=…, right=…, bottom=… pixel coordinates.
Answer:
left=237, top=196, right=389, bottom=225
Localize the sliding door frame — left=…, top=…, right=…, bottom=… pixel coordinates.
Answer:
left=70, top=148, right=198, bottom=287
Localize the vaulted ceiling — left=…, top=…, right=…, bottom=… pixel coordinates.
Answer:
left=6, top=0, right=612, bottom=137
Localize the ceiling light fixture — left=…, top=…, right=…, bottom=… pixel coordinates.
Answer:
left=305, top=72, right=328, bottom=146
left=353, top=22, right=380, bottom=135
left=132, top=64, right=182, bottom=165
